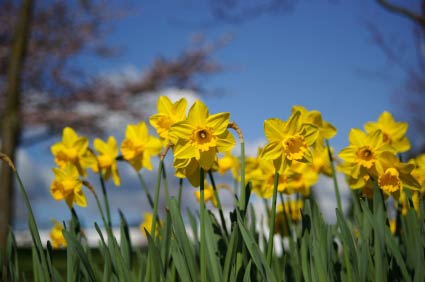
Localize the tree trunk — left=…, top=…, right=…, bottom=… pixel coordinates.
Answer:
left=0, top=0, right=33, bottom=263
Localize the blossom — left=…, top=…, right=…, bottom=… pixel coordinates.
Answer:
left=149, top=96, right=188, bottom=144
left=375, top=152, right=420, bottom=198
left=261, top=110, right=319, bottom=172
left=93, top=136, right=120, bottom=186
left=139, top=213, right=160, bottom=237
left=217, top=151, right=239, bottom=179
left=409, top=154, right=425, bottom=191
left=292, top=105, right=336, bottom=146
left=364, top=111, right=410, bottom=153
left=121, top=122, right=162, bottom=171
left=174, top=157, right=201, bottom=187
left=168, top=100, right=235, bottom=171
left=50, top=163, right=86, bottom=207
left=51, top=127, right=93, bottom=177
left=286, top=162, right=319, bottom=196
left=247, top=148, right=290, bottom=198
left=194, top=181, right=218, bottom=207
left=50, top=221, right=67, bottom=249
left=338, top=129, right=395, bottom=179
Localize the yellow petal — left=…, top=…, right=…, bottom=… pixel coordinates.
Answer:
left=63, top=127, right=78, bottom=147
left=187, top=100, right=208, bottom=127
left=262, top=142, right=282, bottom=160
left=169, top=121, right=194, bottom=143
left=199, top=148, right=216, bottom=170
left=74, top=188, right=87, bottom=207
left=216, top=131, right=236, bottom=152
left=207, top=112, right=230, bottom=135
left=157, top=96, right=173, bottom=114
left=264, top=118, right=285, bottom=142
left=348, top=128, right=366, bottom=146
left=174, top=142, right=198, bottom=160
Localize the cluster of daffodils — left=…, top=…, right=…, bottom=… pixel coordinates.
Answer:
left=243, top=106, right=336, bottom=199
left=49, top=124, right=162, bottom=209
left=338, top=112, right=421, bottom=203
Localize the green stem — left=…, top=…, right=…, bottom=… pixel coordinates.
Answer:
left=136, top=171, right=155, bottom=210
left=326, top=139, right=343, bottom=212
left=178, top=178, right=183, bottom=209
left=162, top=166, right=170, bottom=207
left=150, top=160, right=163, bottom=238
left=200, top=168, right=207, bottom=282
left=208, top=170, right=229, bottom=238
left=98, top=168, right=112, bottom=228
left=266, top=171, right=279, bottom=266
left=239, top=142, right=246, bottom=214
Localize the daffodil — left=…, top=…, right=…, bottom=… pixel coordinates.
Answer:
left=93, top=136, right=120, bottom=186
left=50, top=221, right=67, bottom=249
left=364, top=111, right=410, bottom=153
left=217, top=151, right=239, bottom=179
left=261, top=111, right=319, bottom=172
left=51, top=127, right=93, bottom=177
left=121, top=122, right=162, bottom=171
left=409, top=154, right=425, bottom=191
left=338, top=129, right=396, bottom=179
left=375, top=152, right=420, bottom=198
left=311, top=144, right=332, bottom=176
left=139, top=212, right=160, bottom=237
left=292, top=105, right=336, bottom=146
left=194, top=181, right=218, bottom=207
left=286, top=162, right=319, bottom=196
left=174, top=157, right=201, bottom=187
left=168, top=100, right=235, bottom=171
left=248, top=148, right=290, bottom=198
left=50, top=163, right=86, bottom=207
left=149, top=96, right=188, bottom=144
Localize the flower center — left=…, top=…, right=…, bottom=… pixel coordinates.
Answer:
left=192, top=128, right=215, bottom=152
left=98, top=155, right=113, bottom=169
left=283, top=135, right=308, bottom=160
left=356, top=146, right=375, bottom=168
left=65, top=148, right=78, bottom=162
left=378, top=167, right=401, bottom=193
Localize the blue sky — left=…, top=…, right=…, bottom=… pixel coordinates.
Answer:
left=80, top=0, right=416, bottom=151
left=15, top=0, right=419, bottom=229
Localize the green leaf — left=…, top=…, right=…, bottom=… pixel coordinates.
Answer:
left=204, top=211, right=223, bottom=282
left=62, top=229, right=96, bottom=282
left=237, top=211, right=276, bottom=282
left=169, top=198, right=197, bottom=282
left=119, top=209, right=132, bottom=269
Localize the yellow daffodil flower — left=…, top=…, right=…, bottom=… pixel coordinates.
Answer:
left=93, top=136, right=120, bottom=186
left=139, top=213, right=160, bottom=237
left=375, top=152, right=420, bottom=198
left=149, top=95, right=188, bottom=144
left=338, top=129, right=396, bottom=179
left=217, top=151, right=239, bottom=179
left=409, top=154, right=425, bottom=191
left=248, top=148, right=290, bottom=198
left=287, top=162, right=319, bottom=196
left=194, top=181, right=218, bottom=207
left=51, top=127, right=93, bottom=177
left=311, top=144, right=332, bottom=176
left=261, top=110, right=319, bottom=172
left=174, top=157, right=201, bottom=187
left=50, top=221, right=67, bottom=249
left=364, top=111, right=410, bottom=153
left=121, top=122, right=162, bottom=171
left=168, top=100, right=235, bottom=171
left=50, top=163, right=86, bottom=207
left=292, top=105, right=336, bottom=145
